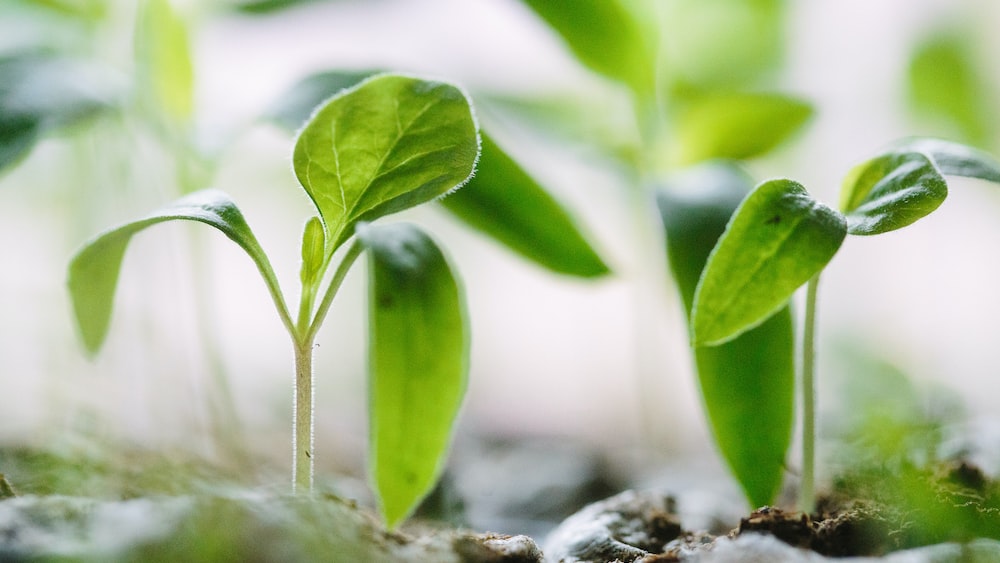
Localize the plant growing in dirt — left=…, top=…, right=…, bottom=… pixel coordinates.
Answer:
left=691, top=137, right=1000, bottom=512
left=262, top=0, right=810, bottom=511
left=67, top=73, right=480, bottom=528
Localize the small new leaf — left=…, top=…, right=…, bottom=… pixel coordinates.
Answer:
left=692, top=179, right=846, bottom=346
left=68, top=189, right=279, bottom=355
left=299, top=216, right=326, bottom=288
left=293, top=74, right=479, bottom=254
left=840, top=151, right=948, bottom=235
left=358, top=222, right=468, bottom=529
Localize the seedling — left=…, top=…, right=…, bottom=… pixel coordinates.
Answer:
left=67, top=74, right=480, bottom=528
left=691, top=138, right=1000, bottom=512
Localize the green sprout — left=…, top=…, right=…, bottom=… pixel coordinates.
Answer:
left=67, top=74, right=480, bottom=528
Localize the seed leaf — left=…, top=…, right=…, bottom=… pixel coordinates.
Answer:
left=840, top=151, right=948, bottom=235
left=895, top=137, right=1000, bottom=184
left=68, top=189, right=278, bottom=355
left=442, top=133, right=610, bottom=277
left=657, top=164, right=794, bottom=508
left=521, top=0, right=653, bottom=95
left=692, top=179, right=846, bottom=346
left=293, top=74, right=479, bottom=253
left=358, top=222, right=468, bottom=529
left=672, top=93, right=813, bottom=165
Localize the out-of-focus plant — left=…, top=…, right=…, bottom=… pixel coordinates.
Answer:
left=691, top=138, right=1000, bottom=512
left=68, top=74, right=480, bottom=528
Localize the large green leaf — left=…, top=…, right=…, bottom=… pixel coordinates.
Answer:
left=135, top=0, right=193, bottom=121
left=895, top=137, right=1000, bottom=184
left=671, top=93, right=812, bottom=165
left=692, top=179, right=846, bottom=346
left=907, top=31, right=994, bottom=146
left=358, top=222, right=467, bottom=529
left=292, top=74, right=479, bottom=253
left=657, top=163, right=794, bottom=508
left=0, top=53, right=118, bottom=173
left=68, top=189, right=279, bottom=355
left=521, top=0, right=653, bottom=96
left=839, top=151, right=948, bottom=236
left=441, top=134, right=609, bottom=277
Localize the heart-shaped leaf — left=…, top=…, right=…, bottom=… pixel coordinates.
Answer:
left=672, top=93, right=813, bottom=165
left=693, top=179, right=846, bottom=346
left=840, top=151, right=948, bottom=235
left=657, top=163, right=794, bottom=508
left=442, top=134, right=610, bottom=277
left=895, top=137, right=1000, bottom=184
left=358, top=222, right=467, bottom=529
left=68, top=189, right=281, bottom=355
left=293, top=74, right=479, bottom=253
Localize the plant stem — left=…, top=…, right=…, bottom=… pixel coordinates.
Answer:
left=292, top=338, right=315, bottom=493
left=799, top=274, right=820, bottom=514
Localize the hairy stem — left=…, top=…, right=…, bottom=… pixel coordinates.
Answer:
left=292, top=338, right=315, bottom=493
left=799, top=274, right=820, bottom=514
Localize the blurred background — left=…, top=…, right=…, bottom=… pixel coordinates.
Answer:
left=2, top=0, right=1000, bottom=520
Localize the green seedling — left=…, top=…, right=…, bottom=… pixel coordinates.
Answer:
left=691, top=138, right=1000, bottom=513
left=67, top=74, right=480, bottom=528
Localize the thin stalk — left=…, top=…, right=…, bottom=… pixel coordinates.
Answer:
left=290, top=240, right=364, bottom=494
left=292, top=338, right=315, bottom=493
left=799, top=274, right=820, bottom=514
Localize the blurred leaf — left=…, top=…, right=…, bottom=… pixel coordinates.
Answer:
left=292, top=74, right=479, bottom=253
left=13, top=0, right=105, bottom=19
left=68, top=189, right=278, bottom=355
left=231, top=0, right=325, bottom=14
left=358, top=222, right=467, bottom=530
left=521, top=0, right=653, bottom=96
left=895, top=137, right=1000, bottom=184
left=0, top=53, right=118, bottom=173
left=265, top=69, right=379, bottom=131
left=442, top=134, right=610, bottom=277
left=658, top=164, right=794, bottom=508
left=0, top=474, right=15, bottom=498
left=135, top=0, right=194, bottom=121
left=692, top=179, right=846, bottom=346
left=661, top=0, right=785, bottom=93
left=672, top=93, right=812, bottom=165
left=840, top=151, right=947, bottom=235
left=907, top=31, right=995, bottom=146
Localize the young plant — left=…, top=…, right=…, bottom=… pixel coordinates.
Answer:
left=691, top=138, right=1000, bottom=513
left=67, top=73, right=480, bottom=528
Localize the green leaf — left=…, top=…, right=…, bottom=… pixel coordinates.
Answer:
left=671, top=93, right=812, bottom=165
left=660, top=0, right=785, bottom=93
left=907, top=31, right=995, bottom=146
left=265, top=69, right=379, bottom=131
left=358, top=222, right=467, bottom=529
left=840, top=151, right=948, bottom=236
left=68, top=189, right=279, bottom=355
left=135, top=0, right=194, bottom=121
left=657, top=163, right=794, bottom=508
left=293, top=74, right=479, bottom=253
left=692, top=179, right=846, bottom=346
left=441, top=134, right=610, bottom=277
left=299, top=216, right=325, bottom=288
left=0, top=53, right=118, bottom=173
left=895, top=137, right=1000, bottom=184
left=521, top=0, right=653, bottom=95
left=231, top=0, right=324, bottom=14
